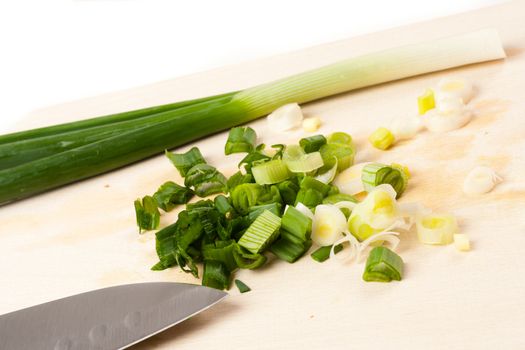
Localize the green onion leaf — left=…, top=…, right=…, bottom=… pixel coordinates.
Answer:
left=184, top=164, right=227, bottom=197
left=231, top=183, right=264, bottom=215
left=166, top=147, right=206, bottom=177
left=295, top=176, right=331, bottom=208
left=299, top=135, right=327, bottom=153
left=202, top=240, right=238, bottom=272
left=226, top=171, right=253, bottom=193
left=233, top=244, right=267, bottom=269
left=248, top=202, right=283, bottom=223
left=234, top=279, right=251, bottom=293
left=214, top=195, right=236, bottom=218
left=270, top=232, right=312, bottom=263
left=238, top=210, right=281, bottom=254
left=277, top=179, right=299, bottom=205
left=238, top=147, right=271, bottom=174
left=134, top=195, right=160, bottom=232
left=202, top=260, right=231, bottom=290
left=225, top=126, right=257, bottom=155
left=361, top=163, right=408, bottom=198
left=363, top=246, right=404, bottom=282
left=252, top=159, right=291, bottom=185
left=310, top=244, right=343, bottom=263
left=281, top=206, right=312, bottom=241
left=322, top=193, right=357, bottom=204
left=153, top=181, right=194, bottom=212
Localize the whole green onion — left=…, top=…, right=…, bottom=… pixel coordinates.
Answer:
left=0, top=29, right=504, bottom=204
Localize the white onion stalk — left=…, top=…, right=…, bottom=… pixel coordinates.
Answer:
left=423, top=97, right=472, bottom=132
left=333, top=162, right=371, bottom=195
left=294, top=202, right=314, bottom=220
left=266, top=103, right=303, bottom=131
left=435, top=77, right=474, bottom=103
left=312, top=204, right=348, bottom=246
left=389, top=116, right=424, bottom=140
left=463, top=166, right=502, bottom=195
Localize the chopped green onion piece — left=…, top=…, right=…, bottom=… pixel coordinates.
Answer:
left=202, top=260, right=230, bottom=290
left=214, top=195, right=236, bottom=218
left=233, top=244, right=267, bottom=269
left=281, top=206, right=312, bottom=241
left=252, top=159, right=291, bottom=185
left=248, top=203, right=283, bottom=223
left=184, top=164, right=227, bottom=197
left=299, top=135, right=327, bottom=153
left=416, top=213, right=457, bottom=245
left=202, top=240, right=238, bottom=272
left=238, top=210, right=281, bottom=254
left=319, top=143, right=354, bottom=172
left=153, top=181, right=193, bottom=212
left=225, top=126, right=257, bottom=155
left=270, top=232, right=312, bottom=263
left=165, top=147, right=206, bottom=177
left=327, top=132, right=353, bottom=146
left=311, top=244, right=343, bottom=263
left=234, top=279, right=251, bottom=293
left=363, top=246, right=403, bottom=282
left=230, top=183, right=264, bottom=215
left=277, top=180, right=299, bottom=205
left=418, top=88, right=436, bottom=115
left=270, top=144, right=285, bottom=159
left=315, top=158, right=338, bottom=184
left=134, top=195, right=160, bottom=232
left=238, top=147, right=271, bottom=174
left=368, top=127, right=395, bottom=150
left=227, top=171, right=253, bottom=193
left=322, top=193, right=357, bottom=204
left=361, top=163, right=408, bottom=198
left=154, top=222, right=178, bottom=269
left=295, top=176, right=331, bottom=208
left=283, top=145, right=324, bottom=173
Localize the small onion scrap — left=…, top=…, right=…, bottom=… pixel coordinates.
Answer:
left=463, top=166, right=502, bottom=195
left=267, top=103, right=304, bottom=131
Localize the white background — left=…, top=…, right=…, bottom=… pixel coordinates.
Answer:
left=0, top=0, right=504, bottom=133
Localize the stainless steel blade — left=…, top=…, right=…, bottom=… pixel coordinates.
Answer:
left=0, top=282, right=227, bottom=350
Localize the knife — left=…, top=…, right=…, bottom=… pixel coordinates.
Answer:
left=0, top=282, right=227, bottom=350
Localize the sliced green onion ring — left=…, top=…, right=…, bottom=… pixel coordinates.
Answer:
left=362, top=163, right=408, bottom=198
left=251, top=159, right=290, bottom=185
left=283, top=145, right=324, bottom=173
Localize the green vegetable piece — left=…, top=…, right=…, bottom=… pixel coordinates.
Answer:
left=252, top=159, right=291, bottom=185
left=153, top=181, right=193, bottom=211
left=214, top=195, right=236, bottom=218
left=295, top=176, right=331, bottom=208
left=319, top=143, right=355, bottom=172
left=238, top=210, right=281, bottom=254
left=418, top=88, right=436, bottom=115
left=184, top=164, right=227, bottom=197
left=233, top=244, right=267, bottom=269
left=270, top=233, right=312, bottom=263
left=310, top=244, right=343, bottom=263
left=299, top=135, right=327, bottom=153
left=225, top=126, right=257, bottom=155
left=248, top=203, right=283, bottom=223
left=363, top=246, right=404, bottom=282
left=231, top=183, right=264, bottom=215
left=134, top=195, right=160, bottom=233
left=238, top=147, right=271, bottom=174
left=281, top=206, right=312, bottom=241
left=234, top=279, right=251, bottom=293
left=361, top=163, right=408, bottom=198
left=202, top=260, right=231, bottom=290
left=322, top=193, right=357, bottom=204
left=166, top=147, right=206, bottom=177
left=202, top=240, right=238, bottom=272
left=277, top=179, right=299, bottom=205
left=227, top=171, right=253, bottom=192
left=368, top=127, right=395, bottom=150
left=327, top=132, right=353, bottom=146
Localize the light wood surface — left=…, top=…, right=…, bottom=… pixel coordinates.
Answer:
left=1, top=1, right=525, bottom=349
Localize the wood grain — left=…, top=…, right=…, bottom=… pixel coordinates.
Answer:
left=1, top=1, right=524, bottom=349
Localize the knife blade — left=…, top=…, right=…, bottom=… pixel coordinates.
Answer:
left=0, top=282, right=227, bottom=350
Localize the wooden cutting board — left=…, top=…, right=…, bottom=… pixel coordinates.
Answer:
left=2, top=1, right=524, bottom=349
